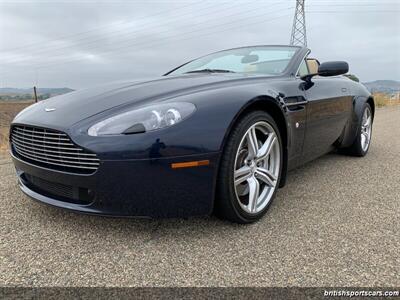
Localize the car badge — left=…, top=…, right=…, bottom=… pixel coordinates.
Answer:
left=45, top=108, right=56, bottom=112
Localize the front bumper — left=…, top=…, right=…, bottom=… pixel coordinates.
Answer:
left=11, top=151, right=220, bottom=218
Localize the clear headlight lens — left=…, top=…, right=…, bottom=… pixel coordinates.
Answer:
left=88, top=102, right=196, bottom=136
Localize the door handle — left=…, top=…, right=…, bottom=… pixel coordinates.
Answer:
left=341, top=88, right=347, bottom=93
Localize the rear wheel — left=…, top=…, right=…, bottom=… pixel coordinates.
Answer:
left=215, top=111, right=283, bottom=223
left=342, top=103, right=373, bottom=157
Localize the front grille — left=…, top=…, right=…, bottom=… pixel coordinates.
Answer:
left=11, top=125, right=99, bottom=174
left=23, top=173, right=94, bottom=205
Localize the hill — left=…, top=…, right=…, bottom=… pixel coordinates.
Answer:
left=362, top=80, right=400, bottom=94
left=0, top=87, right=74, bottom=101
left=0, top=87, right=74, bottom=96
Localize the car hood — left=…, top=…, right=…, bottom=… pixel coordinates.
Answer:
left=13, top=74, right=264, bottom=129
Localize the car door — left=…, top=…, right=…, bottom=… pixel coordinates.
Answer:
left=270, top=79, right=308, bottom=169
left=302, top=75, right=353, bottom=162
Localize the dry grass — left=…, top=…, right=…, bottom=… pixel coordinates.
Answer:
left=373, top=92, right=400, bottom=108
left=0, top=101, right=34, bottom=150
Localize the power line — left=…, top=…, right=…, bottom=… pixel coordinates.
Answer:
left=7, top=0, right=390, bottom=52
left=0, top=1, right=218, bottom=53
left=2, top=1, right=395, bottom=54
left=308, top=3, right=400, bottom=6
left=3, top=11, right=292, bottom=72
left=4, top=2, right=289, bottom=53
left=2, top=3, right=241, bottom=52
left=3, top=2, right=291, bottom=65
left=1, top=0, right=398, bottom=2
left=2, top=1, right=288, bottom=62
left=307, top=0, right=399, bottom=3
left=2, top=0, right=397, bottom=76
left=308, top=10, right=400, bottom=13
left=35, top=11, right=293, bottom=70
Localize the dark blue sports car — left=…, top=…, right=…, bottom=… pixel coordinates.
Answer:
left=10, top=45, right=374, bottom=223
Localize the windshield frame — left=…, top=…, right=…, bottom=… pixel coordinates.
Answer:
left=164, top=45, right=304, bottom=77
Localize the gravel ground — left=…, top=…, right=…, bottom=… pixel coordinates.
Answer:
left=0, top=106, right=399, bottom=287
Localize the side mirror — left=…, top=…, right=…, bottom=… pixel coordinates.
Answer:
left=301, top=61, right=349, bottom=83
left=318, top=61, right=349, bottom=77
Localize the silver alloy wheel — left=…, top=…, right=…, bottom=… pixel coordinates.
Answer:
left=361, top=107, right=372, bottom=152
left=233, top=121, right=280, bottom=214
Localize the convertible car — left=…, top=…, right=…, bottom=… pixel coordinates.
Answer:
left=10, top=45, right=374, bottom=223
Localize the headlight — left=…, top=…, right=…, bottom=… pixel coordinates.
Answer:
left=88, top=102, right=196, bottom=136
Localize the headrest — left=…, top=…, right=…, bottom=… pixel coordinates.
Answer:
left=307, top=59, right=320, bottom=74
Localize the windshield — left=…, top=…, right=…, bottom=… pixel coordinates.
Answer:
left=168, top=46, right=299, bottom=76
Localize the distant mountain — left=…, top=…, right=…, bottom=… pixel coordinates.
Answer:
left=362, top=80, right=400, bottom=94
left=0, top=87, right=74, bottom=95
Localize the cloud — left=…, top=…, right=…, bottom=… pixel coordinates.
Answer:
left=0, top=0, right=399, bottom=88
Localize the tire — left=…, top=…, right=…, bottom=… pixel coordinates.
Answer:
left=215, top=111, right=283, bottom=224
left=341, top=103, right=373, bottom=157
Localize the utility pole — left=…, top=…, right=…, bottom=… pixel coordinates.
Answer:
left=290, top=0, right=307, bottom=47
left=33, top=86, right=38, bottom=103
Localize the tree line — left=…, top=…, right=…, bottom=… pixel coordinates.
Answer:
left=0, top=93, right=52, bottom=101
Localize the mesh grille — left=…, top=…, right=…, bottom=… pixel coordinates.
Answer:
left=11, top=125, right=99, bottom=174
left=23, top=174, right=94, bottom=204
left=25, top=173, right=74, bottom=199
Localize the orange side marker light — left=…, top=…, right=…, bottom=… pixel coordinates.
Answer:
left=171, top=160, right=210, bottom=169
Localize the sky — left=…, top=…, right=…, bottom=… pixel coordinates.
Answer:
left=0, top=0, right=399, bottom=89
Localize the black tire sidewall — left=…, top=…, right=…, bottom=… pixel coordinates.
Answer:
left=217, top=111, right=283, bottom=223
left=357, top=103, right=373, bottom=156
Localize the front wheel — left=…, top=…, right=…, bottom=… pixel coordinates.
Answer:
left=215, top=111, right=283, bottom=224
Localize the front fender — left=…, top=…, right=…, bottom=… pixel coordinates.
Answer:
left=69, top=81, right=287, bottom=161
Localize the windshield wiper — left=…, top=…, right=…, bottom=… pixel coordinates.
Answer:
left=185, top=68, right=235, bottom=74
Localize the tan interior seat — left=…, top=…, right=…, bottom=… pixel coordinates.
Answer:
left=244, top=64, right=257, bottom=73
left=307, top=59, right=320, bottom=74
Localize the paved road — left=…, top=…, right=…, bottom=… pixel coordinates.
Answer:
left=0, top=106, right=399, bottom=287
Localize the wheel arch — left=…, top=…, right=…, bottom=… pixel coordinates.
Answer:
left=366, top=96, right=375, bottom=120
left=217, top=96, right=289, bottom=189
left=339, top=95, right=375, bottom=148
